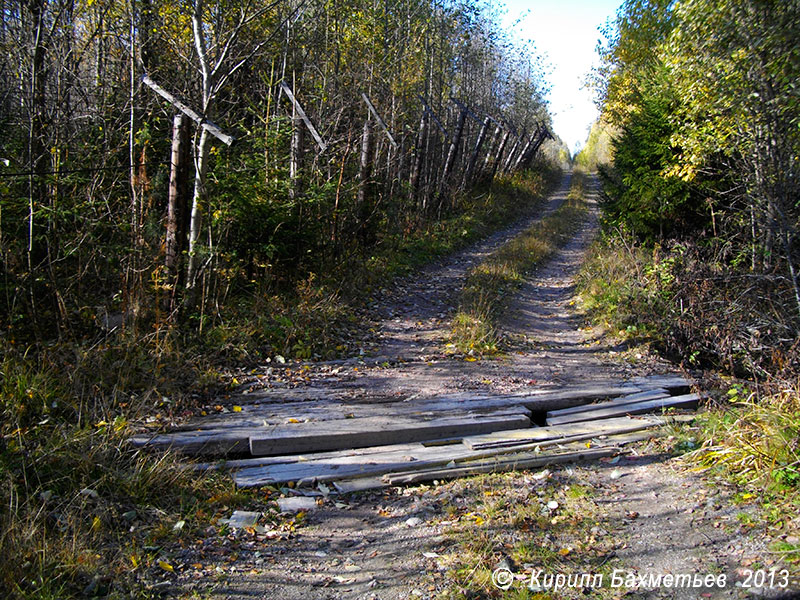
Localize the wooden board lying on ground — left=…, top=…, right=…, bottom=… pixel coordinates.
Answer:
left=131, top=407, right=529, bottom=456
left=248, top=412, right=531, bottom=456
left=233, top=415, right=666, bottom=486
left=384, top=447, right=623, bottom=485
left=462, top=415, right=664, bottom=450
left=544, top=393, right=702, bottom=426
left=329, top=429, right=666, bottom=493
left=546, top=388, right=669, bottom=418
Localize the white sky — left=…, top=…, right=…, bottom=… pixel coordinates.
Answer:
left=499, top=0, right=622, bottom=154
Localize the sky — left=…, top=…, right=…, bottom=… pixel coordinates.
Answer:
left=499, top=0, right=622, bottom=154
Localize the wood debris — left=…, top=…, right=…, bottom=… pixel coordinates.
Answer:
left=130, top=374, right=701, bottom=490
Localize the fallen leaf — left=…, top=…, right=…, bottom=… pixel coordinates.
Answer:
left=158, top=560, right=174, bottom=573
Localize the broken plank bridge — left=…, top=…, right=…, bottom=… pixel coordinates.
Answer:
left=130, top=374, right=702, bottom=492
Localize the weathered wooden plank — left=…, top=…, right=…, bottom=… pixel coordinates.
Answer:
left=362, top=93, right=397, bottom=149
left=129, top=429, right=253, bottom=455
left=249, top=413, right=531, bottom=456
left=384, top=447, right=622, bottom=485
left=546, top=389, right=669, bottom=419
left=332, top=477, right=387, bottom=494
left=142, top=76, right=234, bottom=145
left=170, top=403, right=530, bottom=432
left=384, top=427, right=670, bottom=486
left=234, top=443, right=469, bottom=487
left=462, top=415, right=664, bottom=451
left=134, top=405, right=530, bottom=456
left=629, top=374, right=691, bottom=392
left=518, top=386, right=640, bottom=412
left=280, top=81, right=327, bottom=152
left=418, top=96, right=448, bottom=138
left=232, top=416, right=665, bottom=486
left=545, top=393, right=703, bottom=426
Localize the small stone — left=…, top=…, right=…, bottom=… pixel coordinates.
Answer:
left=277, top=497, right=317, bottom=513
left=405, top=517, right=423, bottom=527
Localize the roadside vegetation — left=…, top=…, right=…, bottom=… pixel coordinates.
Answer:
left=452, top=171, right=589, bottom=356
left=578, top=0, right=800, bottom=563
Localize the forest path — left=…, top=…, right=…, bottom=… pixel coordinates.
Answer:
left=199, top=174, right=782, bottom=600
left=240, top=172, right=635, bottom=405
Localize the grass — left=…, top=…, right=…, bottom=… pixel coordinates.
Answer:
left=431, top=468, right=621, bottom=600
left=682, top=382, right=800, bottom=563
left=451, top=170, right=590, bottom=355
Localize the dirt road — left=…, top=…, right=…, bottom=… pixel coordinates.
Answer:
left=190, top=173, right=794, bottom=600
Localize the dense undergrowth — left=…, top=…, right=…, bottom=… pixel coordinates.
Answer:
left=0, top=164, right=561, bottom=599
left=577, top=226, right=800, bottom=564
left=451, top=170, right=589, bottom=355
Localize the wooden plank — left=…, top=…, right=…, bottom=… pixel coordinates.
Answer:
left=518, top=386, right=640, bottom=412
left=546, top=389, right=669, bottom=419
left=629, top=374, right=691, bottom=392
left=232, top=416, right=665, bottom=487
left=142, top=76, right=233, bottom=145
left=462, top=415, right=664, bottom=451
left=383, top=447, right=622, bottom=485
left=450, top=97, right=483, bottom=124
left=249, top=413, right=531, bottom=456
left=170, top=404, right=530, bottom=432
left=418, top=96, right=448, bottom=137
left=545, top=393, right=703, bottom=426
left=129, top=428, right=252, bottom=455
left=361, top=93, right=397, bottom=149
left=234, top=443, right=470, bottom=487
left=280, top=81, right=327, bottom=152
left=133, top=406, right=530, bottom=456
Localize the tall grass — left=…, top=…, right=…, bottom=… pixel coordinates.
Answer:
left=693, top=384, right=800, bottom=491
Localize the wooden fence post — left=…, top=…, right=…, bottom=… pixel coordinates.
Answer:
left=502, top=128, right=525, bottom=174
left=438, top=108, right=467, bottom=207
left=463, top=116, right=491, bottom=188
left=410, top=109, right=428, bottom=206
left=513, top=134, right=535, bottom=172
left=164, top=113, right=191, bottom=317
left=358, top=114, right=375, bottom=244
left=521, top=126, right=552, bottom=170
left=481, top=123, right=503, bottom=180
left=489, top=129, right=512, bottom=180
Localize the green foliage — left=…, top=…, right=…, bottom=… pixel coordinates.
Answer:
left=574, top=121, right=614, bottom=171
left=598, top=65, right=705, bottom=239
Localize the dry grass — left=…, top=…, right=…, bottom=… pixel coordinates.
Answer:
left=691, top=383, right=800, bottom=492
